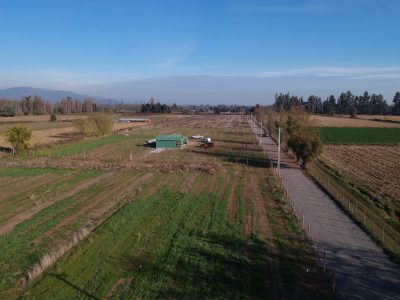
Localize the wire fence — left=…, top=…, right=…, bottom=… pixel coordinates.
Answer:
left=308, top=163, right=399, bottom=258
left=249, top=115, right=337, bottom=292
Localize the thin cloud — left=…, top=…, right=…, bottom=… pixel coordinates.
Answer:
left=260, top=67, right=400, bottom=79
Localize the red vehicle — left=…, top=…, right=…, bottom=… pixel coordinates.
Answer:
left=201, top=142, right=214, bottom=148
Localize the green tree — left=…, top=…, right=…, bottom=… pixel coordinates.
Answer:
left=49, top=114, right=57, bottom=122
left=287, top=132, right=322, bottom=169
left=393, top=92, right=400, bottom=115
left=0, top=106, right=16, bottom=117
left=6, top=124, right=32, bottom=152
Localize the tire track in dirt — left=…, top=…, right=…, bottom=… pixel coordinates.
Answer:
left=0, top=172, right=113, bottom=235
left=250, top=171, right=286, bottom=300
left=181, top=172, right=198, bottom=194
left=32, top=172, right=150, bottom=244
left=227, top=170, right=240, bottom=223
left=0, top=174, right=56, bottom=202
left=87, top=173, right=154, bottom=221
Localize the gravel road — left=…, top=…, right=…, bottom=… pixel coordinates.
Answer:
left=249, top=118, right=400, bottom=300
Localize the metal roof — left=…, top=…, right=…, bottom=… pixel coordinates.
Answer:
left=155, top=133, right=186, bottom=141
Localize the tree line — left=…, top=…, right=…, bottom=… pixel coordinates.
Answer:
left=0, top=96, right=105, bottom=116
left=274, top=91, right=400, bottom=116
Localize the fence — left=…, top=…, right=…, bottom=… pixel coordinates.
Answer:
left=270, top=166, right=338, bottom=293
left=250, top=116, right=337, bottom=292
left=308, top=163, right=399, bottom=258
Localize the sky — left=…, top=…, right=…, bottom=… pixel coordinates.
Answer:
left=0, top=0, right=399, bottom=104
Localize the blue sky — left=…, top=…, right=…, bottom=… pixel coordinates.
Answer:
left=0, top=0, right=399, bottom=103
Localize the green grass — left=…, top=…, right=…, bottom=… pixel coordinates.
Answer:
left=0, top=170, right=103, bottom=293
left=320, top=127, right=400, bottom=144
left=0, top=167, right=69, bottom=177
left=23, top=189, right=273, bottom=300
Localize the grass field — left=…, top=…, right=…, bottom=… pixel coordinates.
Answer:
left=0, top=115, right=330, bottom=299
left=320, top=127, right=400, bottom=144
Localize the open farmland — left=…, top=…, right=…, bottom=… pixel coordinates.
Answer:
left=312, top=115, right=400, bottom=128
left=0, top=115, right=153, bottom=148
left=0, top=115, right=330, bottom=299
left=320, top=145, right=400, bottom=221
left=320, top=127, right=400, bottom=144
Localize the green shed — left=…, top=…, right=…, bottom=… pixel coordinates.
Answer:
left=155, top=133, right=187, bottom=149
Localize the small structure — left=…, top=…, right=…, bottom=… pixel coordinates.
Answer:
left=119, top=118, right=151, bottom=123
left=155, top=133, right=187, bottom=149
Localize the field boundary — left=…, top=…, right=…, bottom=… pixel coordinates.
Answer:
left=307, top=162, right=400, bottom=261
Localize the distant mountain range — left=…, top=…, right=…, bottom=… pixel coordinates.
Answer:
left=0, top=87, right=117, bottom=104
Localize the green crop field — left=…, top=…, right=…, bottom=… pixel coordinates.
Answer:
left=0, top=115, right=330, bottom=299
left=320, top=127, right=400, bottom=144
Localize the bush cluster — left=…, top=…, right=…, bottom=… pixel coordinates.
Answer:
left=73, top=112, right=114, bottom=137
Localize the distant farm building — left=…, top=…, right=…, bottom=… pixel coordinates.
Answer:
left=119, top=118, right=151, bottom=123
left=155, top=134, right=187, bottom=149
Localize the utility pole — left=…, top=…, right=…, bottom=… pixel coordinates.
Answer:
left=278, top=127, right=281, bottom=175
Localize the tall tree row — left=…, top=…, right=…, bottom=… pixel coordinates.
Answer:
left=275, top=91, right=400, bottom=115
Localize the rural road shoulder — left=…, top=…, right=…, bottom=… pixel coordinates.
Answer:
left=249, top=119, right=400, bottom=300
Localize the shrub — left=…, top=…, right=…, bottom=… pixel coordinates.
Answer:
left=6, top=124, right=32, bottom=152
left=89, top=112, right=113, bottom=136
left=50, top=114, right=57, bottom=122
left=73, top=113, right=114, bottom=137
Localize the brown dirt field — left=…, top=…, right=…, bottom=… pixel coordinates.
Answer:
left=312, top=115, right=400, bottom=127
left=227, top=171, right=240, bottom=222
left=0, top=172, right=112, bottom=235
left=0, top=173, right=71, bottom=213
left=0, top=115, right=90, bottom=123
left=251, top=171, right=287, bottom=300
left=321, top=145, right=400, bottom=215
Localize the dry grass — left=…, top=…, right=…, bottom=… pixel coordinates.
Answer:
left=0, top=114, right=88, bottom=123
left=321, top=145, right=400, bottom=218
left=312, top=115, right=400, bottom=127
left=0, top=122, right=150, bottom=148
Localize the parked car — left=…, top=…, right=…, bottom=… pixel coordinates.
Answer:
left=191, top=134, right=204, bottom=139
left=201, top=142, right=214, bottom=148
left=262, top=133, right=269, bottom=137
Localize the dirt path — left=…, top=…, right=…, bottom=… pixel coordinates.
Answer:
left=227, top=171, right=240, bottom=222
left=250, top=172, right=286, bottom=300
left=250, top=118, right=400, bottom=300
left=0, top=173, right=113, bottom=235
